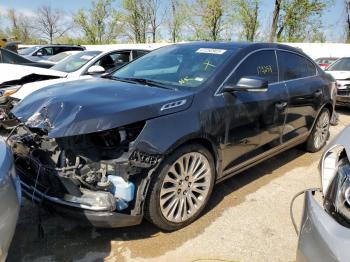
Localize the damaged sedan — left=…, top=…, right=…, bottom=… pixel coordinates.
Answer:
left=292, top=125, right=350, bottom=262
left=8, top=42, right=335, bottom=230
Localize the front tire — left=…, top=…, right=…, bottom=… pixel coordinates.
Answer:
left=306, top=108, right=330, bottom=152
left=145, top=144, right=215, bottom=231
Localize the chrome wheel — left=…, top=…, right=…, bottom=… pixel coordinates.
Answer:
left=159, top=152, right=212, bottom=223
left=314, top=111, right=330, bottom=149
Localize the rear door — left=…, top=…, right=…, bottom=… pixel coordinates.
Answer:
left=277, top=50, right=323, bottom=142
left=221, top=49, right=289, bottom=172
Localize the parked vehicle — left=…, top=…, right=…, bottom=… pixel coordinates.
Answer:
left=315, top=57, right=338, bottom=70
left=326, top=57, right=350, bottom=106
left=0, top=48, right=52, bottom=68
left=292, top=125, right=350, bottom=262
left=18, top=45, right=85, bottom=62
left=8, top=42, right=335, bottom=231
left=50, top=48, right=151, bottom=76
left=0, top=137, right=21, bottom=262
left=37, top=50, right=82, bottom=65
left=0, top=47, right=153, bottom=129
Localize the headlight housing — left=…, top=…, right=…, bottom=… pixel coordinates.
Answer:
left=322, top=145, right=350, bottom=226
left=321, top=145, right=344, bottom=195
left=0, top=85, right=21, bottom=97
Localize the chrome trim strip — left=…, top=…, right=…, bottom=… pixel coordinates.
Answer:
left=21, top=181, right=112, bottom=211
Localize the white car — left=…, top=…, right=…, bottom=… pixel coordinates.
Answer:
left=325, top=57, right=350, bottom=106
left=37, top=51, right=82, bottom=65
left=0, top=63, right=67, bottom=97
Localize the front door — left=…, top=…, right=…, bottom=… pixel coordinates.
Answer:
left=219, top=50, right=288, bottom=174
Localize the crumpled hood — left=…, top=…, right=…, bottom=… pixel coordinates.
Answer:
left=327, top=71, right=350, bottom=80
left=12, top=77, right=193, bottom=138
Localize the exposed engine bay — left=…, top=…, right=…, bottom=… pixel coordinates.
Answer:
left=8, top=122, right=160, bottom=219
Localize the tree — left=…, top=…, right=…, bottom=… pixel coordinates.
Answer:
left=345, top=0, right=350, bottom=43
left=189, top=0, right=226, bottom=41
left=276, top=0, right=328, bottom=42
left=235, top=0, right=260, bottom=41
left=146, top=0, right=164, bottom=43
left=74, top=0, right=122, bottom=44
left=270, top=0, right=281, bottom=42
left=35, top=6, right=71, bottom=44
left=6, top=9, right=35, bottom=43
left=123, top=0, right=150, bottom=43
left=167, top=0, right=185, bottom=42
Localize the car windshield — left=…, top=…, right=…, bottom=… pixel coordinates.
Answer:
left=112, top=44, right=236, bottom=89
left=52, top=51, right=102, bottom=73
left=48, top=52, right=70, bottom=62
left=18, top=46, right=40, bottom=55
left=327, top=58, right=350, bottom=71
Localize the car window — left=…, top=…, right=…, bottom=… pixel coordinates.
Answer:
left=113, top=45, right=236, bottom=89
left=51, top=51, right=102, bottom=73
left=18, top=46, right=40, bottom=55
left=35, top=47, right=54, bottom=56
left=278, top=51, right=316, bottom=81
left=134, top=50, right=149, bottom=59
left=227, top=50, right=278, bottom=85
left=93, top=52, right=131, bottom=73
left=327, top=58, right=350, bottom=71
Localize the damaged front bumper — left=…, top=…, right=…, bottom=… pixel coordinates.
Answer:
left=296, top=190, right=350, bottom=262
left=9, top=123, right=160, bottom=228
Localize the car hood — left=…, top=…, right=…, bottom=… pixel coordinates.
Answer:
left=11, top=75, right=92, bottom=100
left=0, top=64, right=67, bottom=85
left=12, top=78, right=193, bottom=138
left=326, top=71, right=350, bottom=80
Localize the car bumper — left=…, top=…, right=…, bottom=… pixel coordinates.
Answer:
left=296, top=190, right=350, bottom=262
left=336, top=95, right=350, bottom=106
left=19, top=175, right=143, bottom=229
left=0, top=140, right=20, bottom=262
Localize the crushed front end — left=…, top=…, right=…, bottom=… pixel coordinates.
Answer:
left=9, top=122, right=160, bottom=228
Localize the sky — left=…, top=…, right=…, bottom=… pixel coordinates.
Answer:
left=0, top=0, right=347, bottom=42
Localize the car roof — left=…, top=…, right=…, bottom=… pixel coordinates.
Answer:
left=174, top=41, right=305, bottom=54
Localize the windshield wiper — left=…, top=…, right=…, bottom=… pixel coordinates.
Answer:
left=107, top=76, right=174, bottom=90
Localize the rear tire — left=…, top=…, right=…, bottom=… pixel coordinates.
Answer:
left=144, top=144, right=215, bottom=231
left=306, top=108, right=330, bottom=152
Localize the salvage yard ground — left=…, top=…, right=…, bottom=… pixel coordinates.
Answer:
left=7, top=108, right=350, bottom=262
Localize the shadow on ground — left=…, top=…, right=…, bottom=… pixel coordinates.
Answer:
left=7, top=147, right=309, bottom=262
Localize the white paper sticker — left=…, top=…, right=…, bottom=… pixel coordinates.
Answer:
left=196, top=48, right=227, bottom=55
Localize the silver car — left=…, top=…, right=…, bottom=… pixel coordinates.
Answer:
left=0, top=137, right=20, bottom=262
left=293, top=125, right=350, bottom=262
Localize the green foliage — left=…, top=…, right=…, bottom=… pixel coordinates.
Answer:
left=234, top=0, right=260, bottom=41
left=74, top=0, right=122, bottom=44
left=276, top=0, right=330, bottom=42
left=189, top=0, right=226, bottom=41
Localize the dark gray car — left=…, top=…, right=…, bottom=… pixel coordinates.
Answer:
left=294, top=125, right=350, bottom=262
left=0, top=137, right=20, bottom=262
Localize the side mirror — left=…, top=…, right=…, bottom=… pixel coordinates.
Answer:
left=36, top=51, right=43, bottom=56
left=223, top=76, right=268, bottom=93
left=87, top=65, right=105, bottom=75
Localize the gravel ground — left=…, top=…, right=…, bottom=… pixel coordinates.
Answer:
left=7, top=108, right=350, bottom=262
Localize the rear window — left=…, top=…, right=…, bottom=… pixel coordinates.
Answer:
left=277, top=51, right=316, bottom=81
left=327, top=58, right=350, bottom=71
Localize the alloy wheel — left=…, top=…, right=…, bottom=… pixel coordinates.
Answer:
left=159, top=152, right=212, bottom=223
left=314, top=111, right=330, bottom=149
